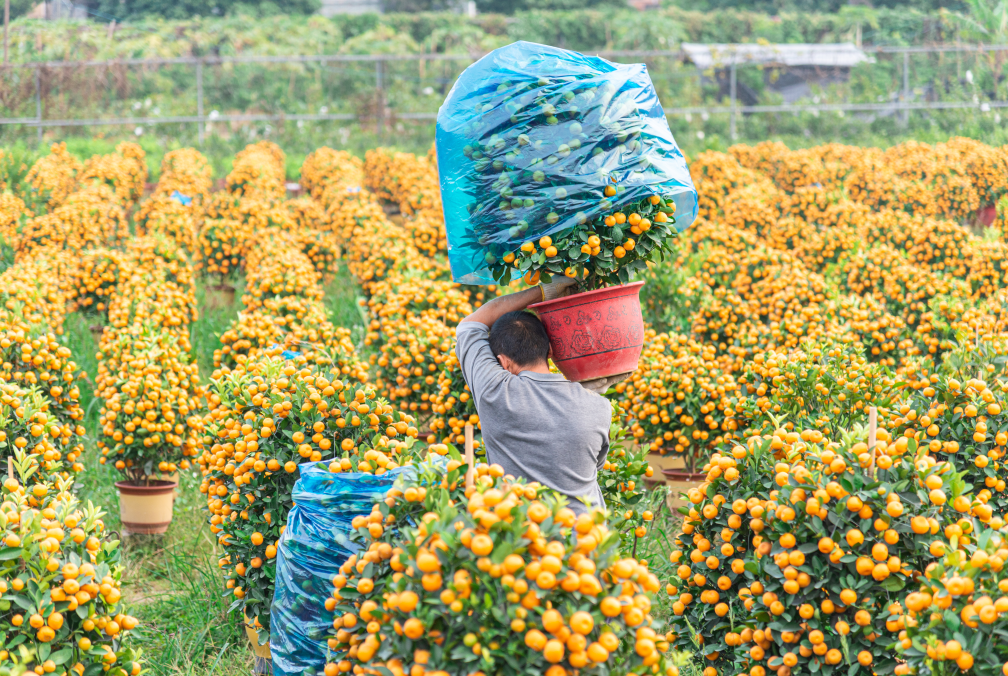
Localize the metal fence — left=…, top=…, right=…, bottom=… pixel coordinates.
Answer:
left=1, top=44, right=1006, bottom=144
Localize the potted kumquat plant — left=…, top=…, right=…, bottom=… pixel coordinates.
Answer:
left=437, top=41, right=697, bottom=382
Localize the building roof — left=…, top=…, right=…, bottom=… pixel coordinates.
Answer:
left=682, top=43, right=872, bottom=69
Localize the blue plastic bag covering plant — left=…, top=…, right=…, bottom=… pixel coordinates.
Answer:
left=270, top=462, right=410, bottom=676
left=436, top=40, right=698, bottom=285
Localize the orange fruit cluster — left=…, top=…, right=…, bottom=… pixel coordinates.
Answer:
left=196, top=217, right=252, bottom=279
left=213, top=230, right=365, bottom=381
left=0, top=251, right=71, bottom=333
left=78, top=142, right=149, bottom=211
left=738, top=433, right=954, bottom=676
left=300, top=148, right=363, bottom=201
left=0, top=313, right=87, bottom=478
left=0, top=444, right=142, bottom=676
left=21, top=142, right=82, bottom=211
left=613, top=330, right=738, bottom=461
left=363, top=148, right=446, bottom=256
left=153, top=147, right=214, bottom=204
left=428, top=349, right=480, bottom=449
left=666, top=422, right=972, bottom=676
left=66, top=249, right=131, bottom=317
left=0, top=191, right=25, bottom=247
left=16, top=183, right=130, bottom=258
left=900, top=515, right=1008, bottom=676
left=227, top=140, right=287, bottom=201
left=322, top=451, right=673, bottom=676
left=134, top=194, right=198, bottom=252
left=730, top=341, right=899, bottom=438
left=890, top=371, right=1008, bottom=515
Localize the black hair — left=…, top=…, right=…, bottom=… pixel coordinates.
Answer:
left=489, top=310, right=550, bottom=368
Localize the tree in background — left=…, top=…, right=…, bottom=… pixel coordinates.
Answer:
left=663, top=0, right=963, bottom=13
left=475, top=0, right=626, bottom=13
left=86, top=0, right=320, bottom=20
left=956, top=0, right=1008, bottom=39
left=7, top=0, right=38, bottom=21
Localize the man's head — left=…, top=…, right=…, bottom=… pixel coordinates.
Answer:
left=489, top=310, right=551, bottom=375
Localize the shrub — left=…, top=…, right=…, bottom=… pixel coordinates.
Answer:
left=95, top=322, right=204, bottom=481
left=0, top=444, right=141, bottom=676
left=22, top=142, right=82, bottom=211
left=890, top=367, right=1008, bottom=516
left=486, top=192, right=682, bottom=290
left=899, top=515, right=1008, bottom=676
left=665, top=430, right=785, bottom=676
left=78, top=142, right=148, bottom=210
left=741, top=431, right=951, bottom=676
left=730, top=340, right=898, bottom=438
left=196, top=218, right=252, bottom=280
left=198, top=348, right=419, bottom=644
left=66, top=249, right=131, bottom=318
left=612, top=330, right=739, bottom=468
left=600, top=423, right=658, bottom=554
left=323, top=450, right=674, bottom=676
left=227, top=141, right=286, bottom=201
left=0, top=318, right=87, bottom=477
left=134, top=195, right=197, bottom=252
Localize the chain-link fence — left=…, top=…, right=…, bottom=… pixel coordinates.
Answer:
left=1, top=45, right=1006, bottom=146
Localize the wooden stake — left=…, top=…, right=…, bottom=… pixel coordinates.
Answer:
left=464, top=423, right=475, bottom=491
left=867, top=406, right=877, bottom=477
left=7, top=456, right=13, bottom=482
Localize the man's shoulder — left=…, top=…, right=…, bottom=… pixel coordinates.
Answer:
left=553, top=379, right=615, bottom=413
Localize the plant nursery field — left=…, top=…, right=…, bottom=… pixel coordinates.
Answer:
left=2, top=133, right=1008, bottom=676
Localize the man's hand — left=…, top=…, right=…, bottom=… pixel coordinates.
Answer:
left=540, top=276, right=578, bottom=302
left=579, top=371, right=633, bottom=394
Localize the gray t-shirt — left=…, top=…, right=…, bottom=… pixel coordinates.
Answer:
left=455, top=321, right=610, bottom=514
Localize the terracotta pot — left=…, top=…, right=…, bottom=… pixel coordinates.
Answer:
left=529, top=281, right=646, bottom=382
left=642, top=451, right=685, bottom=488
left=663, top=469, right=706, bottom=514
left=978, top=204, right=998, bottom=227
left=115, top=480, right=177, bottom=535
left=205, top=283, right=236, bottom=311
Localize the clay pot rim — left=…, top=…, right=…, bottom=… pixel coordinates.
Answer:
left=529, top=280, right=646, bottom=312
left=115, top=480, right=178, bottom=495
left=662, top=470, right=706, bottom=481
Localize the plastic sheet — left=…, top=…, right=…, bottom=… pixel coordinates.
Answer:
left=436, top=40, right=698, bottom=284
left=270, top=462, right=410, bottom=676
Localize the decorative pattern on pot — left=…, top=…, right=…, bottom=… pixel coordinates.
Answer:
left=530, top=281, right=646, bottom=382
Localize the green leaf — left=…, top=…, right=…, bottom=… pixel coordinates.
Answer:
left=0, top=548, right=22, bottom=561
left=880, top=577, right=905, bottom=592
left=50, top=648, right=72, bottom=665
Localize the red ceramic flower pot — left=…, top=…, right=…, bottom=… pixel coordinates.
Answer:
left=978, top=204, right=997, bottom=227
left=529, top=281, right=646, bottom=382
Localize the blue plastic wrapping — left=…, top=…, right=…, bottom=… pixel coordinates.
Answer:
left=436, top=40, right=698, bottom=284
left=270, top=463, right=411, bottom=676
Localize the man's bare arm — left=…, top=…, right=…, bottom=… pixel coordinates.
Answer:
left=459, top=287, right=543, bottom=329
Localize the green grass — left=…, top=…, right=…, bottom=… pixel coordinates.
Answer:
left=322, top=264, right=370, bottom=348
